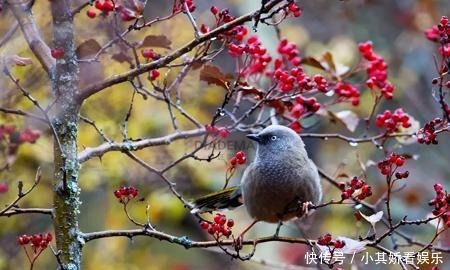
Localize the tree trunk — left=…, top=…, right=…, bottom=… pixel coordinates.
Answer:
left=50, top=2, right=81, bottom=269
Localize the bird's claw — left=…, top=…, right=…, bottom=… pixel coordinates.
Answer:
left=298, top=201, right=314, bottom=217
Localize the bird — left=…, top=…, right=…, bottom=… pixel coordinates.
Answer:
left=192, top=125, right=322, bottom=241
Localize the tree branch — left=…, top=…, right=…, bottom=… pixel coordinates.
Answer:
left=77, top=0, right=284, bottom=102
left=1, top=207, right=54, bottom=217
left=78, top=128, right=206, bottom=163
left=7, top=0, right=55, bottom=73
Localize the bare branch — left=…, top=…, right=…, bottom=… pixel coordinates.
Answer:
left=0, top=107, right=47, bottom=122
left=82, top=228, right=310, bottom=247
left=0, top=21, right=19, bottom=48
left=78, top=128, right=206, bottom=162
left=0, top=168, right=42, bottom=216
left=1, top=207, right=54, bottom=217
left=6, top=71, right=63, bottom=154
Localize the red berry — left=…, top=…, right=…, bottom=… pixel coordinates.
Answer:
left=434, top=184, right=443, bottom=192
left=51, top=48, right=64, bottom=59
left=235, top=151, right=245, bottom=160
left=395, top=157, right=405, bottom=166
left=227, top=219, right=234, bottom=227
left=87, top=10, right=96, bottom=18
left=149, top=69, right=160, bottom=80
left=141, top=49, right=155, bottom=59
left=223, top=229, right=232, bottom=237
left=334, top=240, right=346, bottom=249
left=218, top=128, right=229, bottom=138
left=214, top=214, right=222, bottom=224
left=237, top=156, right=246, bottom=164
left=200, top=221, right=209, bottom=230
left=318, top=233, right=332, bottom=245
left=0, top=182, right=8, bottom=193
left=210, top=6, right=219, bottom=15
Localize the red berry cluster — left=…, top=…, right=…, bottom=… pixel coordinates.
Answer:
left=338, top=176, right=372, bottom=200
left=94, top=0, right=114, bottom=14
left=0, top=124, right=41, bottom=144
left=377, top=153, right=406, bottom=176
left=276, top=38, right=302, bottom=67
left=17, top=233, right=52, bottom=250
left=200, top=213, right=234, bottom=238
left=417, top=118, right=445, bottom=145
left=375, top=108, right=411, bottom=133
left=312, top=74, right=328, bottom=93
left=272, top=39, right=334, bottom=93
left=201, top=7, right=236, bottom=38
left=51, top=48, right=64, bottom=59
left=173, top=0, right=195, bottom=13
left=425, top=16, right=450, bottom=57
left=229, top=151, right=246, bottom=167
left=358, top=41, right=395, bottom=99
left=113, top=186, right=138, bottom=204
left=286, top=2, right=302, bottom=18
left=290, top=96, right=321, bottom=119
left=141, top=49, right=160, bottom=61
left=429, top=184, right=450, bottom=227
left=19, top=128, right=41, bottom=144
left=148, top=69, right=160, bottom=81
left=228, top=36, right=273, bottom=76
left=205, top=125, right=229, bottom=138
left=317, top=233, right=346, bottom=249
left=87, top=1, right=140, bottom=21
left=334, top=82, right=360, bottom=106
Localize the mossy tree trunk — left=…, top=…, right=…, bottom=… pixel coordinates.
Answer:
left=50, top=2, right=82, bottom=269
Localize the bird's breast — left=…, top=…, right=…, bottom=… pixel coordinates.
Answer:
left=242, top=157, right=321, bottom=223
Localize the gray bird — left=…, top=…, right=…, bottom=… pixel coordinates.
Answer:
left=192, top=125, right=322, bottom=236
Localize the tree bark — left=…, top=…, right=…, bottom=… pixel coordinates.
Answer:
left=50, top=2, right=81, bottom=269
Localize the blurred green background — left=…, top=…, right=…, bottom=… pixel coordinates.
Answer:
left=1, top=0, right=449, bottom=269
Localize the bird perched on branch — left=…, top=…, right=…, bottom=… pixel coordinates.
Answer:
left=192, top=125, right=322, bottom=241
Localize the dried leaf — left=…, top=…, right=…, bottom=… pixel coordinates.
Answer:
left=139, top=35, right=171, bottom=49
left=237, top=85, right=264, bottom=99
left=328, top=110, right=360, bottom=132
left=76, top=39, right=102, bottom=59
left=200, top=64, right=233, bottom=89
left=335, top=63, right=351, bottom=77
left=301, top=57, right=325, bottom=70
left=111, top=52, right=133, bottom=64
left=322, top=52, right=336, bottom=72
left=359, top=211, right=383, bottom=227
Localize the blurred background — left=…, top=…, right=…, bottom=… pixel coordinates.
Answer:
left=1, top=0, right=449, bottom=269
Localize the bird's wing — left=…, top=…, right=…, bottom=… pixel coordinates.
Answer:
left=190, top=186, right=243, bottom=214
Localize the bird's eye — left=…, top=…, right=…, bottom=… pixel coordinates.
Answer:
left=270, top=135, right=277, bottom=141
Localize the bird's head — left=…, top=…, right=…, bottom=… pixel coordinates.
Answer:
left=246, top=125, right=306, bottom=158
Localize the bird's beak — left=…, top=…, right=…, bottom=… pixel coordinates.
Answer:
left=246, top=133, right=261, bottom=143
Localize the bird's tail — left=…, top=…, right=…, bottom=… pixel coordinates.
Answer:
left=191, top=186, right=243, bottom=214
